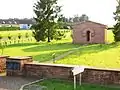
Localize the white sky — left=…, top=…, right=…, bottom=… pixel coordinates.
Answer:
left=0, top=0, right=117, bottom=26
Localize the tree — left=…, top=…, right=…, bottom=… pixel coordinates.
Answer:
left=113, top=0, right=120, bottom=42
left=32, top=0, right=62, bottom=42
left=73, top=14, right=80, bottom=22
left=73, top=14, right=89, bottom=22
left=79, top=14, right=89, bottom=22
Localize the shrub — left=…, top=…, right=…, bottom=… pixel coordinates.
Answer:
left=0, top=27, right=20, bottom=31
left=25, top=33, right=29, bottom=38
left=8, top=34, right=12, bottom=40
left=54, top=31, right=65, bottom=40
left=18, top=33, right=22, bottom=39
left=0, top=34, right=2, bottom=40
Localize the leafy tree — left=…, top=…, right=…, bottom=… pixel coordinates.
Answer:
left=113, top=1, right=120, bottom=41
left=79, top=14, right=89, bottom=22
left=73, top=14, right=89, bottom=22
left=32, top=0, right=62, bottom=42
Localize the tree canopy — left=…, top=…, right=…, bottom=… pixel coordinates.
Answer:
left=113, top=0, right=120, bottom=41
left=32, top=0, right=62, bottom=42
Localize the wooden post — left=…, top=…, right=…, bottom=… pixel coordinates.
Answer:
left=79, top=73, right=81, bottom=85
left=74, top=75, right=76, bottom=90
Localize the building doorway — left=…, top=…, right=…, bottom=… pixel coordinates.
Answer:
left=86, top=31, right=90, bottom=42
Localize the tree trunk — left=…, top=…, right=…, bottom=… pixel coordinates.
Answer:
left=48, top=29, right=51, bottom=42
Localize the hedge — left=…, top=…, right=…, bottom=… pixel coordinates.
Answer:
left=0, top=27, right=20, bottom=31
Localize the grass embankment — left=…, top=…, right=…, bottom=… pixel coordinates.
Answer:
left=36, top=79, right=120, bottom=90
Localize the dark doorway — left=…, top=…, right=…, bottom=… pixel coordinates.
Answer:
left=86, top=31, right=90, bottom=42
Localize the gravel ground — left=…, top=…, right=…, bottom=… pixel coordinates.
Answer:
left=0, top=76, right=37, bottom=90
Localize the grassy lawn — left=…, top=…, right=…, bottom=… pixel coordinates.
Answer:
left=0, top=30, right=33, bottom=38
left=55, top=30, right=120, bottom=69
left=2, top=38, right=79, bottom=62
left=35, top=79, right=120, bottom=90
left=1, top=30, right=120, bottom=68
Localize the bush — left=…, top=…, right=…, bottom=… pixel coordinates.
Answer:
left=25, top=33, right=29, bottom=38
left=0, top=34, right=2, bottom=40
left=54, top=31, right=65, bottom=40
left=18, top=33, right=22, bottom=39
left=0, top=27, right=20, bottom=31
left=8, top=34, right=12, bottom=40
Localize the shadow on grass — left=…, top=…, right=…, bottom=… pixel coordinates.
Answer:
left=77, top=42, right=120, bottom=55
left=23, top=42, right=80, bottom=52
left=6, top=43, right=40, bottom=48
left=33, top=50, right=69, bottom=62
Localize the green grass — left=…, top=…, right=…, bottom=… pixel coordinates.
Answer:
left=2, top=38, right=79, bottom=62
left=36, top=79, right=120, bottom=90
left=1, top=30, right=120, bottom=68
left=0, top=30, right=33, bottom=38
left=56, top=30, right=120, bottom=68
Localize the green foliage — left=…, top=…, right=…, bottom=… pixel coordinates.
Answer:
left=25, top=33, right=29, bottom=38
left=8, top=34, right=12, bottom=40
left=0, top=42, right=6, bottom=55
left=54, top=31, right=65, bottom=40
left=18, top=33, right=22, bottom=39
left=0, top=34, right=2, bottom=40
left=113, top=2, right=120, bottom=42
left=0, top=27, right=20, bottom=31
left=32, top=0, right=62, bottom=42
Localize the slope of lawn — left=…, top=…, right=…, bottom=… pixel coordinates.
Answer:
left=56, top=30, right=120, bottom=69
left=2, top=38, right=79, bottom=62
left=34, top=79, right=120, bottom=90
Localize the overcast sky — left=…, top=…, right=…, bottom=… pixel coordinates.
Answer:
left=0, top=0, right=117, bottom=26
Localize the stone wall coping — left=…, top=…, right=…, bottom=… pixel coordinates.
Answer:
left=25, top=63, right=79, bottom=68
left=25, top=63, right=120, bottom=72
left=7, top=56, right=32, bottom=60
left=0, top=55, right=9, bottom=58
left=86, top=66, right=120, bottom=72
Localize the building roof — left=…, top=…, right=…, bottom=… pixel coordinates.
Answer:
left=0, top=19, right=34, bottom=24
left=72, top=20, right=107, bottom=28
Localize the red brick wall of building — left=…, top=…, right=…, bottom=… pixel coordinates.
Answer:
left=73, top=21, right=107, bottom=44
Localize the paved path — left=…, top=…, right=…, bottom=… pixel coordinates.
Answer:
left=0, top=76, right=37, bottom=90
left=45, top=47, right=81, bottom=63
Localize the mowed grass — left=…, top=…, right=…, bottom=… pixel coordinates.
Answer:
left=2, top=38, right=79, bottom=62
left=36, top=79, right=120, bottom=90
left=0, top=30, right=33, bottom=38
left=56, top=30, right=120, bottom=69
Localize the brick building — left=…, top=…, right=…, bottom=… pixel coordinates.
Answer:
left=72, top=21, right=107, bottom=44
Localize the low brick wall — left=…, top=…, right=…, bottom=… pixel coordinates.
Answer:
left=0, top=56, right=8, bottom=73
left=24, top=63, right=120, bottom=85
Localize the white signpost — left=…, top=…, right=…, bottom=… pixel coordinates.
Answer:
left=72, top=66, right=84, bottom=90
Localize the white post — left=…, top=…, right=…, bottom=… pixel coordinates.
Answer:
left=79, top=73, right=81, bottom=85
left=74, top=75, right=76, bottom=90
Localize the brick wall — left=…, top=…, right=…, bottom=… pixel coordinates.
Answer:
left=73, top=21, right=107, bottom=44
left=23, top=63, right=120, bottom=85
left=0, top=56, right=8, bottom=73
